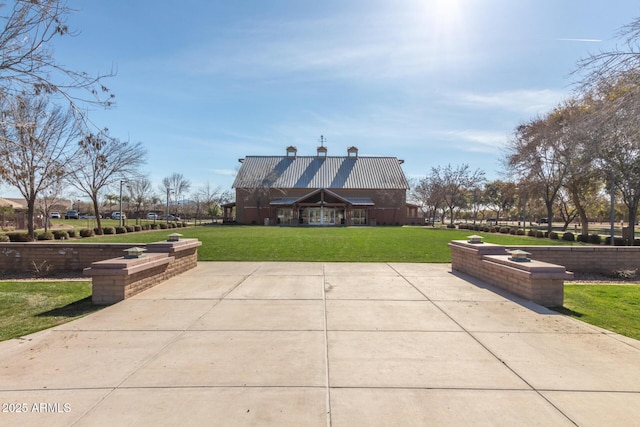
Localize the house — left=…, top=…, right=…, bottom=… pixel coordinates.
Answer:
left=231, top=145, right=412, bottom=225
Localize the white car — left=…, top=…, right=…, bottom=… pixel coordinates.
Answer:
left=146, top=212, right=159, bottom=220
left=49, top=211, right=61, bottom=219
left=111, top=211, right=126, bottom=220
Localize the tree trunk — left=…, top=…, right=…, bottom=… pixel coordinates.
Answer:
left=545, top=202, right=554, bottom=234
left=92, top=195, right=103, bottom=234
left=26, top=197, right=36, bottom=241
left=627, top=204, right=638, bottom=244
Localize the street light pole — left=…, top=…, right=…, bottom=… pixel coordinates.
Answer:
left=166, top=187, right=173, bottom=223
left=119, top=179, right=127, bottom=228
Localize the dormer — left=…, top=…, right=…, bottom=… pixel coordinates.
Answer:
left=347, top=146, right=358, bottom=158
left=286, top=146, right=297, bottom=158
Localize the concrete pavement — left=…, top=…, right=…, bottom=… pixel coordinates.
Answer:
left=1, top=262, right=640, bottom=426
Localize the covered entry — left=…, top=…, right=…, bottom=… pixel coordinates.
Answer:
left=271, top=188, right=373, bottom=226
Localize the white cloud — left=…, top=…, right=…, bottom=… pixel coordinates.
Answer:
left=556, top=38, right=602, bottom=43
left=450, top=89, right=568, bottom=115
left=437, top=129, right=509, bottom=153
left=212, top=169, right=237, bottom=176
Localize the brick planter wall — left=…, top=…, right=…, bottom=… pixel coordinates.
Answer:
left=0, top=243, right=139, bottom=274
left=449, top=240, right=572, bottom=307
left=85, top=238, right=202, bottom=305
left=505, top=246, right=640, bottom=276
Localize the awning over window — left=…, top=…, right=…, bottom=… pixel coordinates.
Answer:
left=270, top=188, right=374, bottom=207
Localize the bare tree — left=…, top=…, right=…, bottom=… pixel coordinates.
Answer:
left=483, top=180, right=517, bottom=224
left=586, top=70, right=640, bottom=241
left=0, top=95, right=77, bottom=239
left=37, top=179, right=65, bottom=232
left=506, top=106, right=576, bottom=233
left=127, top=177, right=153, bottom=223
left=195, top=182, right=231, bottom=223
left=410, top=175, right=444, bottom=225
left=431, top=164, right=485, bottom=226
left=162, top=173, right=191, bottom=217
left=65, top=131, right=146, bottom=233
left=577, top=16, right=640, bottom=89
left=0, top=0, right=114, bottom=116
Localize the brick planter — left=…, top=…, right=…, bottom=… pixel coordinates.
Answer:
left=449, top=240, right=573, bottom=307
left=85, top=238, right=202, bottom=305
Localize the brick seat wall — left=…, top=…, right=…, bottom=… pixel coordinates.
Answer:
left=449, top=240, right=572, bottom=307
left=84, top=238, right=202, bottom=305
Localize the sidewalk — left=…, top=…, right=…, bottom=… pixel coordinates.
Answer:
left=1, top=262, right=639, bottom=426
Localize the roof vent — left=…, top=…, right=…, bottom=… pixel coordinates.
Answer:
left=347, top=146, right=358, bottom=158
left=286, top=146, right=297, bottom=158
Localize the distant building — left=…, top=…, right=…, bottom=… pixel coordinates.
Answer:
left=231, top=145, right=413, bottom=225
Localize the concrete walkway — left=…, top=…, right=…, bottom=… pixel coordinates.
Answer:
left=1, top=262, right=640, bottom=426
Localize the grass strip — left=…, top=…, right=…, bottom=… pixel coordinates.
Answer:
left=0, top=281, right=99, bottom=342
left=77, top=226, right=572, bottom=262
left=556, top=285, right=640, bottom=340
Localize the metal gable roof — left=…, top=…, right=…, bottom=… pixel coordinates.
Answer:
left=233, top=156, right=409, bottom=190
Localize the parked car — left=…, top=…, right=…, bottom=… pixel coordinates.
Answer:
left=65, top=210, right=79, bottom=219
left=49, top=211, right=61, bottom=219
left=146, top=212, right=159, bottom=220
left=161, top=214, right=180, bottom=221
left=79, top=213, right=97, bottom=219
left=111, top=211, right=126, bottom=220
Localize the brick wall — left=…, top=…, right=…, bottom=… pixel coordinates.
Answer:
left=449, top=240, right=571, bottom=307
left=87, top=238, right=202, bottom=305
left=0, top=243, right=139, bottom=274
left=506, top=246, right=640, bottom=275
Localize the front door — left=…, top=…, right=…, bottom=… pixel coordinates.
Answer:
left=303, top=207, right=336, bottom=225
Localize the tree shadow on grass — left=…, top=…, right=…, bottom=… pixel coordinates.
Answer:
left=37, top=297, right=104, bottom=318
left=551, top=306, right=584, bottom=317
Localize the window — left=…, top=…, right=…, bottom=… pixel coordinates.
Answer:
left=352, top=209, right=367, bottom=225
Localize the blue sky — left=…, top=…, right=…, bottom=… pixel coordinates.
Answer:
left=5, top=0, right=640, bottom=199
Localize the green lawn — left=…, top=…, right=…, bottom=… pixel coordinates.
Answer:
left=5, top=226, right=637, bottom=343
left=77, top=225, right=572, bottom=262
left=556, top=285, right=640, bottom=341
left=0, top=281, right=98, bottom=342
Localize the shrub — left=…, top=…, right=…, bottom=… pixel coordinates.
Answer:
left=115, top=226, right=127, bottom=234
left=535, top=230, right=545, bottom=238
left=562, top=232, right=574, bottom=242
left=79, top=228, right=95, bottom=238
left=134, top=225, right=142, bottom=232
left=37, top=232, right=54, bottom=241
left=516, top=229, right=525, bottom=236
left=176, top=222, right=183, bottom=228
left=613, top=237, right=628, bottom=246
left=103, top=227, right=116, bottom=235
left=67, top=229, right=77, bottom=238
left=94, top=227, right=101, bottom=235
left=125, top=225, right=135, bottom=232
left=589, top=234, right=602, bottom=245
left=53, top=230, right=69, bottom=240
left=6, top=232, right=30, bottom=242
left=0, top=234, right=9, bottom=242
left=527, top=229, right=536, bottom=237
left=548, top=231, right=559, bottom=240
left=446, top=224, right=456, bottom=229
left=159, top=223, right=168, bottom=229
left=150, top=223, right=159, bottom=230
left=509, top=228, right=517, bottom=235
left=499, top=227, right=510, bottom=234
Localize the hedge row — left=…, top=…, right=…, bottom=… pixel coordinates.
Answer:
left=455, top=224, right=612, bottom=244
left=0, top=221, right=189, bottom=242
